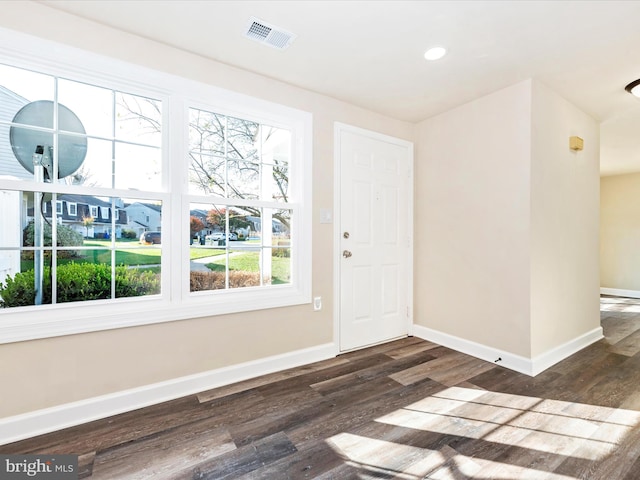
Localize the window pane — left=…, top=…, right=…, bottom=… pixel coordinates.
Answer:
left=274, top=208, right=292, bottom=237
left=262, top=126, right=290, bottom=202
left=0, top=125, right=31, bottom=180
left=189, top=201, right=226, bottom=292
left=0, top=65, right=53, bottom=182
left=115, top=92, right=162, bottom=147
left=3, top=126, right=53, bottom=179
left=10, top=100, right=54, bottom=129
left=58, top=133, right=89, bottom=181
left=269, top=161, right=289, bottom=202
left=115, top=142, right=161, bottom=190
left=115, top=264, right=161, bottom=299
left=188, top=108, right=228, bottom=196
left=118, top=240, right=162, bottom=268
left=264, top=209, right=292, bottom=286
left=266, top=247, right=291, bottom=285
left=262, top=126, right=291, bottom=162
left=228, top=244, right=261, bottom=289
left=0, top=188, right=22, bottom=304
left=0, top=189, right=24, bottom=249
left=227, top=116, right=258, bottom=160
left=122, top=199, right=162, bottom=238
left=70, top=137, right=113, bottom=188
left=188, top=151, right=225, bottom=195
left=1, top=248, right=53, bottom=306
left=190, top=254, right=226, bottom=292
left=56, top=251, right=112, bottom=303
left=0, top=63, right=54, bottom=107
left=188, top=202, right=263, bottom=292
left=227, top=158, right=260, bottom=200
left=189, top=109, right=225, bottom=156
left=58, top=79, right=113, bottom=138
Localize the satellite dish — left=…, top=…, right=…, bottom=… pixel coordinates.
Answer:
left=9, top=100, right=88, bottom=179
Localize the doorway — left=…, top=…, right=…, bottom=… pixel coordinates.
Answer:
left=334, top=123, right=414, bottom=351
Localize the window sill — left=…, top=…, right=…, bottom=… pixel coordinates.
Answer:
left=0, top=285, right=310, bottom=344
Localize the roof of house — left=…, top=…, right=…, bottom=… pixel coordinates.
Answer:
left=123, top=202, right=162, bottom=213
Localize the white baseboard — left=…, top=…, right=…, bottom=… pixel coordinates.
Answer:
left=530, top=327, right=603, bottom=376
left=411, top=324, right=533, bottom=375
left=0, top=343, right=336, bottom=446
left=411, top=325, right=603, bottom=377
left=600, top=287, right=640, bottom=299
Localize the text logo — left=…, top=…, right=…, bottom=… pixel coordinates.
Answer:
left=0, top=455, right=78, bottom=479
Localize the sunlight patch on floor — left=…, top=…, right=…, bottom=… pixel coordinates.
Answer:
left=600, top=296, right=640, bottom=313
left=327, top=432, right=579, bottom=479
left=600, top=303, right=640, bottom=313
left=326, top=386, right=640, bottom=478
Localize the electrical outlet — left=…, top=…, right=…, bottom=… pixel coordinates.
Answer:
left=313, top=296, right=322, bottom=311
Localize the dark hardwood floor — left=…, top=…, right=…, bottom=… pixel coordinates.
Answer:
left=3, top=295, right=640, bottom=479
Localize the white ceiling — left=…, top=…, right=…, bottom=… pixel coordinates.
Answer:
left=40, top=0, right=640, bottom=176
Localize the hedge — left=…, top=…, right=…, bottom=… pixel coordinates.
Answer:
left=22, top=222, right=83, bottom=259
left=190, top=270, right=261, bottom=290
left=0, top=262, right=160, bottom=307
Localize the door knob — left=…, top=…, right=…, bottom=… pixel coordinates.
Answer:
left=343, top=250, right=352, bottom=258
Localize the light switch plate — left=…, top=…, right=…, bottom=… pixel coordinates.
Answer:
left=319, top=208, right=333, bottom=224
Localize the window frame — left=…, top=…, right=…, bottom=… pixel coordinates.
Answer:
left=0, top=27, right=312, bottom=344
left=67, top=202, right=78, bottom=217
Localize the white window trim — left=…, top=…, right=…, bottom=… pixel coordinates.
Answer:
left=0, top=27, right=312, bottom=344
left=67, top=202, right=77, bottom=216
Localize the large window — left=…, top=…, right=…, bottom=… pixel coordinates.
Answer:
left=0, top=63, right=163, bottom=309
left=187, top=108, right=293, bottom=292
left=0, top=28, right=311, bottom=343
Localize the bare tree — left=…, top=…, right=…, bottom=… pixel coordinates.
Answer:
left=117, top=98, right=291, bottom=229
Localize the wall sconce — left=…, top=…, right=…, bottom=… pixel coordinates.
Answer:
left=569, top=136, right=584, bottom=151
left=625, top=79, right=640, bottom=98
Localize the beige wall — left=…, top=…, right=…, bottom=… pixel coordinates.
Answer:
left=414, top=81, right=534, bottom=357
left=529, top=81, right=601, bottom=357
left=0, top=2, right=602, bottom=420
left=600, top=173, right=640, bottom=292
left=414, top=79, right=600, bottom=359
left=0, top=2, right=413, bottom=417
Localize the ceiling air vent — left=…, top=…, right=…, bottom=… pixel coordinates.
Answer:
left=244, top=17, right=296, bottom=50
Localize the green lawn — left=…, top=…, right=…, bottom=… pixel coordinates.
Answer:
left=205, top=252, right=290, bottom=284
left=188, top=247, right=227, bottom=260
left=20, top=239, right=225, bottom=271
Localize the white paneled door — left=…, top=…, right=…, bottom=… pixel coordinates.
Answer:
left=336, top=124, right=413, bottom=351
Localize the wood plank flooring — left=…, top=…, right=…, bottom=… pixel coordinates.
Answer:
left=3, top=295, right=640, bottom=479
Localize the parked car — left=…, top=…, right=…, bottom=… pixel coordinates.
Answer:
left=140, top=231, right=161, bottom=245
left=207, top=232, right=225, bottom=241
left=204, top=232, right=238, bottom=245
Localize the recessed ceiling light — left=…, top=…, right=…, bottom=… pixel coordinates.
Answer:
left=625, top=79, right=640, bottom=98
left=424, top=46, right=447, bottom=61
